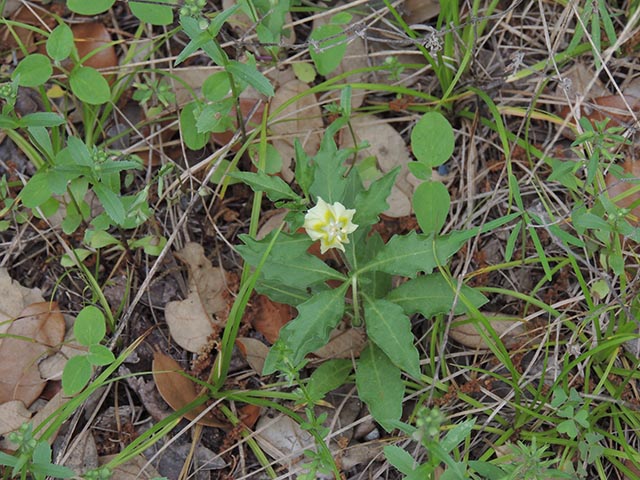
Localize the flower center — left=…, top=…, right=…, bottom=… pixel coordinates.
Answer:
left=324, top=218, right=343, bottom=241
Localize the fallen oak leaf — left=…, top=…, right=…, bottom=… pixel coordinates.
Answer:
left=152, top=350, right=228, bottom=429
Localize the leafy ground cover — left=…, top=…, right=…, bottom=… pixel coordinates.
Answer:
left=1, top=0, right=640, bottom=478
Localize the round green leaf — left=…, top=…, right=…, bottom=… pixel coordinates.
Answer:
left=46, top=23, right=74, bottom=61
left=411, top=111, right=455, bottom=167
left=12, top=54, right=52, bottom=87
left=129, top=0, right=175, bottom=26
left=62, top=355, right=92, bottom=396
left=202, top=72, right=231, bottom=101
left=69, top=66, right=111, bottom=105
left=412, top=180, right=450, bottom=235
left=67, top=0, right=115, bottom=15
left=74, top=305, right=106, bottom=346
left=87, top=344, right=115, bottom=366
left=180, top=101, right=208, bottom=150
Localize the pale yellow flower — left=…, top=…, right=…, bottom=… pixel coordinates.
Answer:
left=303, top=197, right=358, bottom=254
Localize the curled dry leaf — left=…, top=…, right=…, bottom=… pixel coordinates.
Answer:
left=606, top=158, right=640, bottom=226
left=401, top=0, right=440, bottom=24
left=165, top=243, right=228, bottom=352
left=152, top=350, right=228, bottom=429
left=270, top=79, right=323, bottom=181
left=238, top=403, right=261, bottom=430
left=449, top=312, right=526, bottom=350
left=235, top=337, right=269, bottom=375
left=0, top=302, right=65, bottom=407
left=340, top=114, right=414, bottom=217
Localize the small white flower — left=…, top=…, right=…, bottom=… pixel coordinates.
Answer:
left=303, top=197, right=358, bottom=254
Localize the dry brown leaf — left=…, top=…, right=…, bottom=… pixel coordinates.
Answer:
left=556, top=63, right=609, bottom=99
left=174, top=243, right=227, bottom=317
left=0, top=302, right=65, bottom=407
left=249, top=295, right=296, bottom=344
left=558, top=95, right=640, bottom=136
left=63, top=430, right=98, bottom=474
left=401, top=0, right=440, bottom=24
left=70, top=23, right=118, bottom=70
left=313, top=327, right=366, bottom=359
left=235, top=337, right=269, bottom=375
left=340, top=115, right=413, bottom=217
left=606, top=158, right=640, bottom=226
left=152, top=350, right=228, bottom=429
left=0, top=400, right=32, bottom=435
left=270, top=79, right=323, bottom=181
left=165, top=243, right=228, bottom=352
left=0, top=268, right=45, bottom=336
left=99, top=454, right=161, bottom=479
left=238, top=403, right=261, bottom=429
left=449, top=312, right=526, bottom=350
left=255, top=413, right=314, bottom=472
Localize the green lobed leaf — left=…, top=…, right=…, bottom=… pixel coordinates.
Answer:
left=306, top=359, right=352, bottom=403
left=363, top=231, right=463, bottom=278
left=129, top=0, right=175, bottom=25
left=226, top=60, right=275, bottom=97
left=294, top=139, right=315, bottom=196
left=62, top=355, right=92, bottom=396
left=356, top=343, right=403, bottom=432
left=384, top=445, right=417, bottom=475
left=309, top=118, right=351, bottom=203
left=411, top=111, right=455, bottom=167
left=237, top=233, right=345, bottom=288
left=67, top=0, right=115, bottom=15
left=69, top=66, right=110, bottom=105
left=353, top=167, right=399, bottom=228
left=46, top=23, right=74, bottom=61
left=12, top=54, right=52, bottom=87
left=263, top=285, right=347, bottom=374
left=413, top=180, right=450, bottom=235
left=74, top=306, right=106, bottom=345
left=363, top=297, right=420, bottom=378
left=229, top=171, right=299, bottom=202
left=387, top=273, right=488, bottom=318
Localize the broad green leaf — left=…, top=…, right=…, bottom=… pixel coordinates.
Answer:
left=202, top=71, right=231, bottom=101
left=130, top=0, right=175, bottom=25
left=413, top=180, right=450, bottom=234
left=294, top=139, right=314, bottom=195
left=180, top=102, right=208, bottom=150
left=356, top=343, right=403, bottom=432
left=61, top=136, right=93, bottom=167
left=46, top=23, right=74, bottom=61
left=411, top=111, right=454, bottom=167
left=254, top=280, right=311, bottom=306
left=237, top=233, right=345, bottom=288
left=384, top=445, right=417, bottom=475
left=0, top=114, right=18, bottom=129
left=226, top=60, right=275, bottom=97
left=309, top=118, right=351, bottom=203
left=61, top=248, right=92, bottom=267
left=62, top=355, right=92, bottom=395
left=87, top=344, right=115, bottom=365
left=67, top=0, right=115, bottom=15
left=353, top=167, right=399, bottom=228
left=263, top=285, right=347, bottom=374
left=309, top=13, right=351, bottom=75
left=195, top=98, right=234, bottom=133
left=20, top=112, right=65, bottom=127
left=20, top=173, right=52, bottom=208
left=209, top=158, right=240, bottom=185
left=307, top=359, right=352, bottom=402
left=12, top=54, right=52, bottom=87
left=229, top=171, right=299, bottom=202
left=74, top=306, right=106, bottom=345
left=363, top=297, right=420, bottom=378
left=69, top=67, right=110, bottom=105
left=93, top=182, right=125, bottom=225
left=363, top=232, right=463, bottom=278
left=387, top=273, right=488, bottom=317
